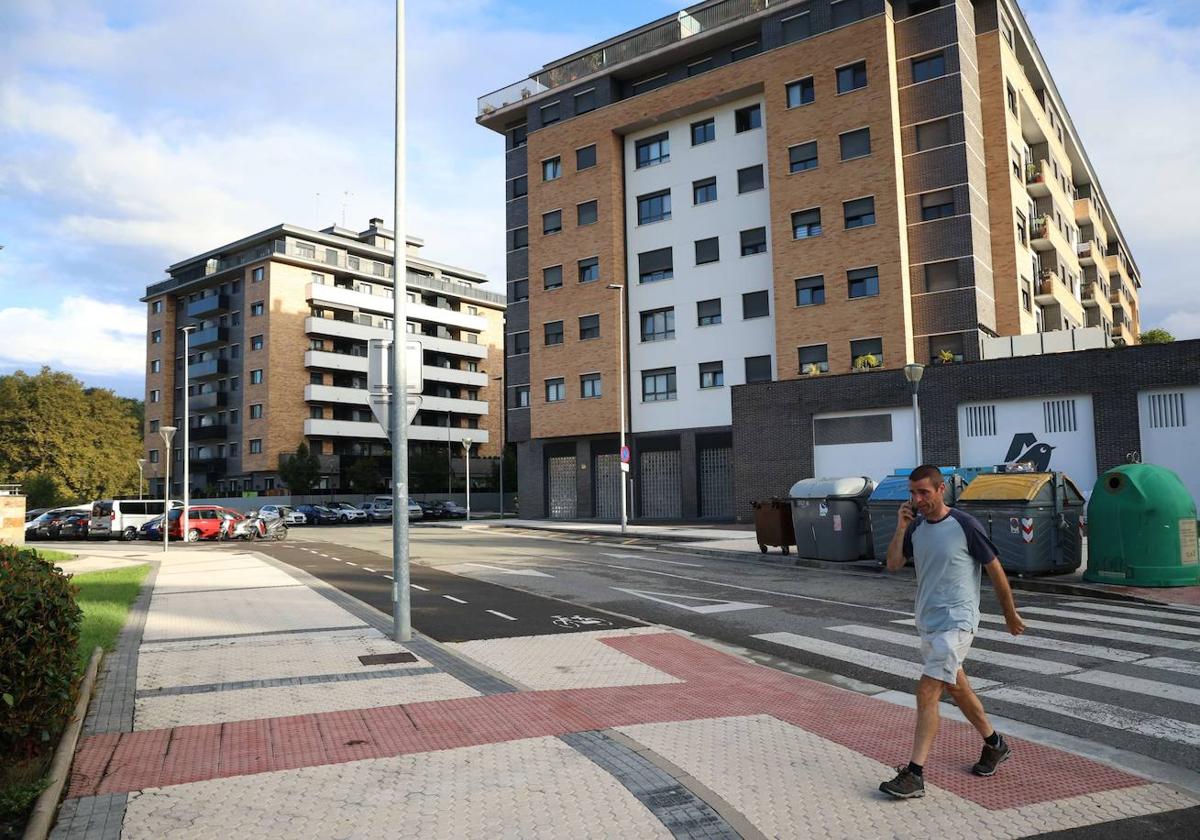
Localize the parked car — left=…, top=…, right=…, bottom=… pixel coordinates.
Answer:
left=408, top=499, right=423, bottom=521
left=24, top=507, right=48, bottom=522
left=358, top=502, right=392, bottom=522
left=417, top=500, right=446, bottom=520
left=139, top=515, right=164, bottom=541
left=439, top=501, right=469, bottom=519
left=90, top=499, right=182, bottom=541
left=326, top=502, right=368, bottom=523
left=57, top=512, right=91, bottom=540
left=26, top=506, right=90, bottom=540
left=296, top=504, right=339, bottom=526
left=166, top=505, right=236, bottom=541
left=259, top=504, right=307, bottom=526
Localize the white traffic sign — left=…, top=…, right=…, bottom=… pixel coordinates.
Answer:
left=369, top=338, right=423, bottom=395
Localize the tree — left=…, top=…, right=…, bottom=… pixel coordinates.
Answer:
left=1138, top=328, right=1174, bottom=345
left=408, top=446, right=447, bottom=493
left=278, top=442, right=321, bottom=494
left=344, top=458, right=382, bottom=493
left=20, top=473, right=63, bottom=509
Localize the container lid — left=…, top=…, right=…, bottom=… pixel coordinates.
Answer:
left=789, top=476, right=875, bottom=499
left=869, top=475, right=914, bottom=501
left=957, top=472, right=1084, bottom=503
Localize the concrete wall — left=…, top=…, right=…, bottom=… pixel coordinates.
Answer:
left=0, top=495, right=26, bottom=545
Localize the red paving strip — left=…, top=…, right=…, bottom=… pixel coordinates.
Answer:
left=1099, top=585, right=1200, bottom=606
left=68, top=633, right=1145, bottom=810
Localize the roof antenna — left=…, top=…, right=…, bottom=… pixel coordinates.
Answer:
left=315, top=192, right=321, bottom=228
left=342, top=191, right=353, bottom=227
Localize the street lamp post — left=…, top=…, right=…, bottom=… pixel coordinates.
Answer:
left=462, top=437, right=472, bottom=522
left=492, top=374, right=504, bottom=518
left=159, top=426, right=177, bottom=553
left=606, top=283, right=627, bottom=534
left=137, top=458, right=147, bottom=501
left=903, top=363, right=925, bottom=466
left=180, top=325, right=197, bottom=544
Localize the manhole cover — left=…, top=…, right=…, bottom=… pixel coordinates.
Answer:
left=359, top=652, right=418, bottom=666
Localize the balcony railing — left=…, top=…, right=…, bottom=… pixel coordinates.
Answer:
left=190, top=391, right=228, bottom=411
left=189, top=424, right=228, bottom=441
left=189, top=326, right=229, bottom=350
left=188, top=359, right=229, bottom=380
left=186, top=295, right=230, bottom=318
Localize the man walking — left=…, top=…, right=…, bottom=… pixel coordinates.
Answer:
left=879, top=465, right=1026, bottom=799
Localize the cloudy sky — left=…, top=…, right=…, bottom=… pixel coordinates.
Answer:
left=1, top=0, right=1196, bottom=399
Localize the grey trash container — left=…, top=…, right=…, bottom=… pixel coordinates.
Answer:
left=789, top=477, right=876, bottom=562
left=954, top=471, right=1085, bottom=576
left=868, top=469, right=966, bottom=562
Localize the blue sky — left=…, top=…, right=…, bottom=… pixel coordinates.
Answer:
left=1, top=0, right=1197, bottom=399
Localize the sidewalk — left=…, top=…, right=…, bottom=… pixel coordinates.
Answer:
left=50, top=544, right=1198, bottom=839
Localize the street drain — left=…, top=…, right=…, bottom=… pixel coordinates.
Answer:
left=358, top=652, right=419, bottom=666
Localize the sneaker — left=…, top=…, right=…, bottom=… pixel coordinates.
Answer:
left=879, top=766, right=926, bottom=799
left=972, top=738, right=1012, bottom=776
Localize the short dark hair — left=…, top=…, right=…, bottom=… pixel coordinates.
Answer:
left=908, top=465, right=945, bottom=487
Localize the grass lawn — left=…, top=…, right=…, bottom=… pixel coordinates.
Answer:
left=73, top=564, right=150, bottom=671
left=31, top=548, right=75, bottom=565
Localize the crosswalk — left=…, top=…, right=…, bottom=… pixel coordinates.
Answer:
left=752, top=597, right=1200, bottom=752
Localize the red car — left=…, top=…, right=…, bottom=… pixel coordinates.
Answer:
left=166, top=505, right=243, bottom=541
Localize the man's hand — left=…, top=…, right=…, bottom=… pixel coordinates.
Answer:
left=886, top=503, right=914, bottom=572
left=1004, top=612, right=1026, bottom=636
left=897, top=501, right=915, bottom=530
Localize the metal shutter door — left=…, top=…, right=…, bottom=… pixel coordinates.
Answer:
left=639, top=450, right=681, bottom=519
left=547, top=456, right=577, bottom=519
left=594, top=453, right=620, bottom=520
left=699, top=446, right=733, bottom=519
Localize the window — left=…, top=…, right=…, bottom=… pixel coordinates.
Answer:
left=251, top=334, right=264, bottom=351
left=579, top=314, right=600, bottom=341
left=574, top=89, right=596, bottom=114
left=151, top=329, right=162, bottom=344
left=251, top=301, right=264, bottom=316
left=745, top=355, right=772, bottom=384
left=544, top=321, right=564, bottom=346
left=148, top=449, right=160, bottom=464
left=150, top=359, right=161, bottom=373
left=249, top=439, right=263, bottom=454
left=231, top=311, right=240, bottom=326
left=151, top=300, right=163, bottom=314
left=782, top=12, right=812, bottom=44
left=740, top=227, right=767, bottom=255
left=296, top=242, right=316, bottom=259
left=697, top=298, right=722, bottom=326
left=580, top=373, right=602, bottom=399
left=642, top=368, right=676, bottom=402
left=512, top=331, right=530, bottom=355
left=693, top=177, right=717, bottom=204
left=795, top=275, right=826, bottom=306
left=687, top=57, right=713, bottom=76
left=542, top=210, right=562, bottom=235
left=1021, top=277, right=1033, bottom=312
left=510, top=226, right=529, bottom=249
left=924, top=261, right=960, bottom=292
left=786, top=77, right=815, bottom=108
left=149, top=389, right=160, bottom=403
left=311, top=271, right=325, bottom=285
left=542, top=157, right=562, bottom=181
left=730, top=41, right=759, bottom=61
left=837, top=61, right=868, bottom=94
left=545, top=378, right=565, bottom=402
left=799, top=344, right=829, bottom=374
left=789, top=141, right=818, bottom=173
left=839, top=127, right=871, bottom=160
left=309, top=372, right=323, bottom=385
left=910, top=0, right=940, bottom=12
left=150, top=419, right=160, bottom=432
left=576, top=144, right=596, bottom=170
left=578, top=257, right=599, bottom=283
left=230, top=344, right=240, bottom=359
left=511, top=175, right=527, bottom=198
left=850, top=337, right=884, bottom=367
left=912, top=52, right=946, bottom=83
left=1015, top=210, right=1027, bottom=246
left=228, top=442, right=238, bottom=458
left=695, top=237, right=720, bottom=265
left=637, top=190, right=671, bottom=225
left=848, top=267, right=880, bottom=299
left=734, top=104, right=761, bottom=132
left=920, top=189, right=955, bottom=220
left=638, top=248, right=673, bottom=283
left=231, top=280, right=240, bottom=294
left=347, top=256, right=360, bottom=271
left=929, top=333, right=965, bottom=364
left=737, top=165, right=764, bottom=193
left=577, top=200, right=598, bottom=226
left=543, top=265, right=563, bottom=290
left=511, top=278, right=529, bottom=301
left=514, top=386, right=530, bottom=408
left=742, top=291, right=770, bottom=319
left=631, top=73, right=667, bottom=95
left=844, top=196, right=876, bottom=228
left=250, top=369, right=264, bottom=384
left=831, top=0, right=863, bottom=26
left=641, top=308, right=675, bottom=342
left=540, top=101, right=560, bottom=125
left=792, top=208, right=822, bottom=239
left=310, top=406, right=324, bottom=420
left=635, top=133, right=670, bottom=168
left=230, top=376, right=239, bottom=391
left=1006, top=82, right=1017, bottom=115
left=511, top=124, right=527, bottom=147
left=229, top=409, right=239, bottom=425
left=691, top=118, right=715, bottom=145
left=252, top=267, right=264, bottom=283
left=915, top=118, right=951, bottom=151
left=699, top=361, right=724, bottom=388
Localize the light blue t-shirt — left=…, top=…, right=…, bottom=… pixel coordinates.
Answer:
left=903, top=508, right=999, bottom=635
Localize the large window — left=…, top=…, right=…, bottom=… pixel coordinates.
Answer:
left=740, top=227, right=767, bottom=255
left=580, top=374, right=602, bottom=399
left=912, top=51, right=947, bottom=83
left=542, top=210, right=562, bottom=235
left=920, top=189, right=955, bottom=220
left=637, top=190, right=672, bottom=224
left=781, top=12, right=812, bottom=44
left=635, top=133, right=670, bottom=168
left=578, top=257, right=599, bottom=283
left=540, top=265, right=564, bottom=291
left=799, top=344, right=829, bottom=374
left=792, top=208, right=822, bottom=239
left=839, top=128, right=871, bottom=160
left=831, top=0, right=864, bottom=26
left=744, top=355, right=772, bottom=384
left=786, top=77, right=815, bottom=108
left=576, top=144, right=597, bottom=170
left=851, top=337, right=884, bottom=367
left=836, top=61, right=868, bottom=94
left=738, top=165, right=764, bottom=193
left=640, top=308, right=675, bottom=342
left=540, top=101, right=560, bottom=125
left=691, top=118, right=715, bottom=145
left=924, top=261, right=960, bottom=292
left=848, top=267, right=880, bottom=299
left=789, top=141, right=818, bottom=173
left=742, top=290, right=770, bottom=319
left=699, top=361, right=724, bottom=389
left=915, top=118, right=951, bottom=151
left=545, top=378, right=565, bottom=402
left=250, top=369, right=264, bottom=384
left=695, top=237, right=720, bottom=265
left=514, top=385, right=530, bottom=408
left=579, top=314, right=600, bottom=341
left=510, top=278, right=529, bottom=301
left=697, top=298, right=722, bottom=326
left=577, top=200, right=598, bottom=226
left=574, top=89, right=596, bottom=114
left=544, top=321, right=564, bottom=346
left=509, top=226, right=528, bottom=249
left=795, top=275, right=825, bottom=307
left=734, top=104, right=761, bottom=133
left=844, top=196, right=876, bottom=228
left=510, top=175, right=527, bottom=199
left=511, top=331, right=530, bottom=355
left=693, top=177, right=717, bottom=205
left=542, top=157, right=562, bottom=181
left=638, top=247, right=673, bottom=283
left=642, top=368, right=677, bottom=402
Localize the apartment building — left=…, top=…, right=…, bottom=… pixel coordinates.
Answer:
left=477, top=0, right=1144, bottom=521
left=141, top=219, right=504, bottom=497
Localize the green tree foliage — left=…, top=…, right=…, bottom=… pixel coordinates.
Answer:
left=278, top=442, right=321, bottom=494
left=18, top=474, right=63, bottom=510
left=344, top=458, right=382, bottom=493
left=1138, top=328, right=1174, bottom=345
left=408, top=446, right=449, bottom=493
left=0, top=368, right=141, bottom=504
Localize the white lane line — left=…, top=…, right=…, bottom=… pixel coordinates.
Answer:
left=383, top=574, right=394, bottom=580
left=891, top=620, right=1148, bottom=662
left=486, top=610, right=517, bottom=621
left=1137, top=657, right=1200, bottom=678
left=976, top=685, right=1200, bottom=748
left=443, top=595, right=467, bottom=604
left=411, top=584, right=429, bottom=591
left=345, top=562, right=358, bottom=567
left=752, top=631, right=999, bottom=689
left=1066, top=670, right=1200, bottom=706
left=601, top=552, right=702, bottom=568
left=318, top=553, right=331, bottom=558
left=1058, top=601, right=1200, bottom=623
left=362, top=568, right=376, bottom=573
left=828, top=625, right=1079, bottom=675
left=330, top=557, right=342, bottom=562
left=973, top=614, right=1197, bottom=650
left=1022, top=607, right=1200, bottom=638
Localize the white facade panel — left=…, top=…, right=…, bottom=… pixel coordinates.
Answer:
left=812, top=408, right=917, bottom=484
left=1138, top=387, right=1200, bottom=505
left=624, top=94, right=775, bottom=433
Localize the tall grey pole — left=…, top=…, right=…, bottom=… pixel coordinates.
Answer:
left=494, top=374, right=504, bottom=517
left=912, top=389, right=923, bottom=466
left=180, top=325, right=195, bottom=543
left=159, top=426, right=176, bottom=553
left=463, top=438, right=472, bottom=521
left=608, top=284, right=627, bottom=534
left=137, top=459, right=146, bottom=501
left=390, top=0, right=411, bottom=643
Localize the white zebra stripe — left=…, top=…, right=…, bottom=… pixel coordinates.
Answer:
left=1021, top=607, right=1200, bottom=638
left=1065, top=670, right=1200, bottom=707
left=974, top=614, right=1197, bottom=650
left=828, top=624, right=1078, bottom=675
left=1137, top=657, right=1200, bottom=678
left=1057, top=601, right=1200, bottom=623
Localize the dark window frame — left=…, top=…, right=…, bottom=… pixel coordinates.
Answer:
left=836, top=61, right=868, bottom=94
left=847, top=266, right=881, bottom=299
left=843, top=196, right=876, bottom=229
left=740, top=227, right=767, bottom=256
left=734, top=104, right=762, bottom=133
left=695, top=237, right=720, bottom=265
left=795, top=275, right=826, bottom=307
left=691, top=117, right=715, bottom=145
left=839, top=127, right=871, bottom=161
left=785, top=76, right=815, bottom=108
left=792, top=208, right=822, bottom=239
left=742, top=290, right=770, bottom=320
left=788, top=141, right=818, bottom=173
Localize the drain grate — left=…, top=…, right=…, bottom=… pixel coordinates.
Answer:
left=359, top=652, right=418, bottom=666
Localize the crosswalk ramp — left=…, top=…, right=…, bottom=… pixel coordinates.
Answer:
left=753, top=598, right=1200, bottom=750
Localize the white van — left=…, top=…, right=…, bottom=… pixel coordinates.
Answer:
left=90, top=499, right=182, bottom=540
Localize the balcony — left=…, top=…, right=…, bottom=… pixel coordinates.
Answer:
left=1111, top=321, right=1136, bottom=346
left=304, top=418, right=490, bottom=445
left=306, top=282, right=489, bottom=333
left=190, top=391, right=227, bottom=411
left=189, top=455, right=226, bottom=473
left=1025, top=160, right=1051, bottom=198
left=1075, top=240, right=1101, bottom=266
left=305, top=384, right=369, bottom=405
left=186, top=295, right=230, bottom=318
left=305, top=349, right=368, bottom=373
left=423, top=366, right=489, bottom=388
left=1074, top=195, right=1096, bottom=226
left=188, top=359, right=229, bottom=380
left=189, top=424, right=228, bottom=441
left=1036, top=270, right=1085, bottom=327
left=1081, top=282, right=1112, bottom=315
left=189, top=326, right=229, bottom=350
left=1030, top=215, right=1052, bottom=249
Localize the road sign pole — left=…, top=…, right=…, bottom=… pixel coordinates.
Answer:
left=391, top=0, right=410, bottom=643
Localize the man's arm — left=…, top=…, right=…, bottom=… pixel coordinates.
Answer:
left=985, top=559, right=1025, bottom=635
left=886, top=504, right=914, bottom=572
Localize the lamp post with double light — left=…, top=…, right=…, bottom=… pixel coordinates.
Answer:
left=903, top=363, right=925, bottom=466
left=462, top=436, right=472, bottom=522
left=606, top=283, right=628, bottom=534
left=137, top=458, right=147, bottom=500
left=179, top=324, right=197, bottom=543
left=159, top=426, right=177, bottom=552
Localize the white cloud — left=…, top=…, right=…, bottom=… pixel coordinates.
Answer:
left=0, top=295, right=145, bottom=376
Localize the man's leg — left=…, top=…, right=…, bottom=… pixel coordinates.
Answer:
left=946, top=668, right=992, bottom=737
left=911, top=675, right=949, bottom=766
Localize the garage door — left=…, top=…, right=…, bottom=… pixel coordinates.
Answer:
left=1139, top=388, right=1200, bottom=504
left=812, top=408, right=916, bottom=483
left=547, top=455, right=577, bottom=519
left=640, top=450, right=682, bottom=519
left=594, top=453, right=621, bottom=520
left=699, top=446, right=734, bottom=519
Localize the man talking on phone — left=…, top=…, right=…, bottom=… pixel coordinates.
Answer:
left=879, top=465, right=1026, bottom=799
